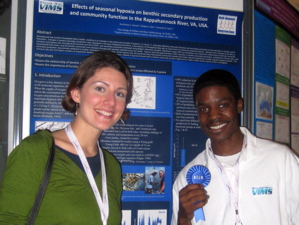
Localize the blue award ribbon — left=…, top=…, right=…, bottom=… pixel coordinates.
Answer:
left=186, top=165, right=211, bottom=222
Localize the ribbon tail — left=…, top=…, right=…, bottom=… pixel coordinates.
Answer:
left=194, top=207, right=205, bottom=222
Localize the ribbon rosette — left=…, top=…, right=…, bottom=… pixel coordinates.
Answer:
left=186, top=165, right=211, bottom=222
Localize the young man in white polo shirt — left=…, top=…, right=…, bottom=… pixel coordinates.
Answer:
left=172, top=69, right=299, bottom=225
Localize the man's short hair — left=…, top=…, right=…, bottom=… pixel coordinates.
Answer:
left=193, top=69, right=242, bottom=105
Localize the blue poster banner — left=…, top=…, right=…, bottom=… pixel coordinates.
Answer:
left=30, top=0, right=243, bottom=224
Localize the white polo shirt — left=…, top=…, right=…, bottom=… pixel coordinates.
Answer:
left=172, top=127, right=299, bottom=225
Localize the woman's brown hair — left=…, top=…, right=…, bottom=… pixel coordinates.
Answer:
left=61, top=50, right=133, bottom=119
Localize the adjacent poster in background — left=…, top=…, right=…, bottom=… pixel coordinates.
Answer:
left=274, top=26, right=291, bottom=144
left=24, top=0, right=243, bottom=224
left=255, top=0, right=299, bottom=149
left=0, top=37, right=7, bottom=181
left=0, top=37, right=5, bottom=75
left=256, top=0, right=299, bottom=39
left=291, top=85, right=299, bottom=153
left=254, top=11, right=275, bottom=139
left=291, top=39, right=299, bottom=154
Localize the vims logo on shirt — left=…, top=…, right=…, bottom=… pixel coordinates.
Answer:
left=252, top=187, right=273, bottom=195
left=39, top=0, right=64, bottom=14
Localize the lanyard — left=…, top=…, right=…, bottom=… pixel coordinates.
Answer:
left=209, top=136, right=247, bottom=225
left=65, top=125, right=109, bottom=225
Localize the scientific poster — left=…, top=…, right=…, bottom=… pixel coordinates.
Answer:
left=25, top=0, right=243, bottom=224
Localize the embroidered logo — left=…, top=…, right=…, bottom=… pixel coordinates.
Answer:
left=252, top=187, right=273, bottom=195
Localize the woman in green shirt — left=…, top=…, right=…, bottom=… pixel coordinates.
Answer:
left=0, top=50, right=133, bottom=225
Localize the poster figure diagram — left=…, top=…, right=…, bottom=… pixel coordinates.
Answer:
left=121, top=210, right=132, bottom=225
left=276, top=39, right=290, bottom=79
left=256, top=82, right=273, bottom=120
left=35, top=121, right=70, bottom=131
left=217, top=14, right=237, bottom=35
left=138, top=209, right=167, bottom=225
left=276, top=81, right=289, bottom=109
left=128, top=76, right=156, bottom=109
left=256, top=121, right=273, bottom=140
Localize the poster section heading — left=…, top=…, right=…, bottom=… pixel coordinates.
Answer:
left=32, top=72, right=72, bottom=119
